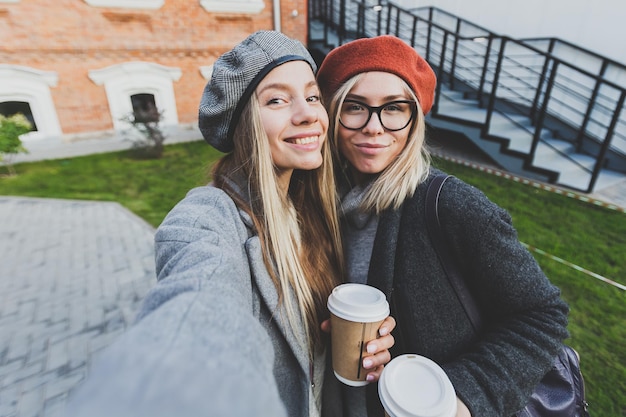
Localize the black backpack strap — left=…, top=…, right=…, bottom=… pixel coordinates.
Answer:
left=425, top=174, right=483, bottom=333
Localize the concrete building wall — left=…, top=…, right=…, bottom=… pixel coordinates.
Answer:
left=0, top=0, right=309, bottom=141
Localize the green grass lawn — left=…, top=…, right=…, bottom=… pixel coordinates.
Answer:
left=1, top=141, right=624, bottom=416
left=0, top=142, right=223, bottom=227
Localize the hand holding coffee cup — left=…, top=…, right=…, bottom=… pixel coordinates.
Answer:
left=320, top=315, right=395, bottom=382
left=327, top=283, right=390, bottom=386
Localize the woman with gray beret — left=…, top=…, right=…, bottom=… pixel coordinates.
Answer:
left=64, top=31, right=394, bottom=417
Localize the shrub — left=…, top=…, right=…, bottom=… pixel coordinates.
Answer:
left=122, top=104, right=167, bottom=159
left=0, top=113, right=30, bottom=176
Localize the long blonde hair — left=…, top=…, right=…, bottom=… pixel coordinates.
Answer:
left=212, top=93, right=344, bottom=354
left=326, top=73, right=432, bottom=213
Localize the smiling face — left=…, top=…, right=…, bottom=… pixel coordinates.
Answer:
left=255, top=60, right=329, bottom=189
left=337, top=71, right=414, bottom=184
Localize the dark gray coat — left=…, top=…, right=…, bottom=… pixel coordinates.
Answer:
left=360, top=169, right=569, bottom=417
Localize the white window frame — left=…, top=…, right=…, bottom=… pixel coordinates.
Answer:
left=88, top=61, right=181, bottom=132
left=199, top=0, right=265, bottom=14
left=83, top=0, right=164, bottom=10
left=0, top=65, right=62, bottom=141
left=200, top=65, right=214, bottom=80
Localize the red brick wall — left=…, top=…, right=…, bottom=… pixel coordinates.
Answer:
left=0, top=0, right=308, bottom=137
left=279, top=0, right=309, bottom=44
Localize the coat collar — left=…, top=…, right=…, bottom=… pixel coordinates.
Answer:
left=244, top=235, right=310, bottom=378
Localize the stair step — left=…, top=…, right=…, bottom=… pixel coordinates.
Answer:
left=437, top=92, right=487, bottom=123
left=437, top=101, right=487, bottom=123
left=543, top=138, right=575, bottom=154
left=434, top=98, right=626, bottom=191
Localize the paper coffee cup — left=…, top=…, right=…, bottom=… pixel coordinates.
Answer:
left=327, top=283, right=390, bottom=386
left=378, top=354, right=457, bottom=417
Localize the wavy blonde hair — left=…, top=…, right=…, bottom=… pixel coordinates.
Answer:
left=325, top=73, right=432, bottom=213
left=212, top=93, right=344, bottom=355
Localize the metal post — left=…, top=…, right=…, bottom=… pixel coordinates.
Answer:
left=477, top=35, right=494, bottom=106
left=576, top=60, right=609, bottom=153
left=339, top=0, right=346, bottom=44
left=587, top=90, right=625, bottom=192
left=449, top=18, right=462, bottom=90
left=425, top=7, right=433, bottom=62
left=529, top=60, right=559, bottom=167
left=410, top=15, right=418, bottom=48
left=483, top=37, right=507, bottom=136
left=530, top=38, right=555, bottom=122
left=432, top=32, right=449, bottom=115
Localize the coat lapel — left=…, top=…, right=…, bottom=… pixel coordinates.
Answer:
left=244, top=236, right=309, bottom=377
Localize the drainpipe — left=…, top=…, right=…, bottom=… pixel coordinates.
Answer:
left=273, top=0, right=281, bottom=32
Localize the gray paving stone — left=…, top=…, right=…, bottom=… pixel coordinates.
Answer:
left=0, top=361, right=25, bottom=380
left=42, top=393, right=66, bottom=417
left=7, top=361, right=44, bottom=387
left=0, top=383, right=19, bottom=416
left=43, top=372, right=84, bottom=403
left=17, top=386, right=43, bottom=417
left=44, top=342, right=68, bottom=374
left=19, top=371, right=58, bottom=393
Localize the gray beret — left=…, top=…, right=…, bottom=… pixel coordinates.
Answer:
left=199, top=30, right=317, bottom=153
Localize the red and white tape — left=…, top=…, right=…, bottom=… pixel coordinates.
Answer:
left=523, top=244, right=626, bottom=291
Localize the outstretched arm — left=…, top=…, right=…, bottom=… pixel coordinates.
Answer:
left=65, top=187, right=287, bottom=417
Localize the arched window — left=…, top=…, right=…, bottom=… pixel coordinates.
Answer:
left=0, top=65, right=62, bottom=141
left=88, top=61, right=181, bottom=131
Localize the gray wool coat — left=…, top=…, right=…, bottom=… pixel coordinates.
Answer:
left=340, top=168, right=570, bottom=417
left=65, top=185, right=333, bottom=417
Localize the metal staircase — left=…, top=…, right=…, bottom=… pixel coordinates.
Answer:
left=308, top=1, right=626, bottom=193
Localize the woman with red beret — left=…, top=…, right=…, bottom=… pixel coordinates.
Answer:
left=317, top=35, right=570, bottom=417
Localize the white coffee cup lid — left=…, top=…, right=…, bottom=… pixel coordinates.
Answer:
left=327, top=283, right=389, bottom=322
left=378, top=354, right=457, bottom=417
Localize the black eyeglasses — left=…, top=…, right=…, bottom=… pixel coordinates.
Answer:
left=339, top=99, right=417, bottom=131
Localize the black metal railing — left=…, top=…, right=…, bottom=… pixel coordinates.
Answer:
left=308, top=1, right=626, bottom=193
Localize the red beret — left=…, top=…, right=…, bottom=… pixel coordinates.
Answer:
left=317, top=35, right=437, bottom=115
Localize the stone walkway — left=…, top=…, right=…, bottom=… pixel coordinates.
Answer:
left=0, top=126, right=201, bottom=417
left=0, top=197, right=156, bottom=417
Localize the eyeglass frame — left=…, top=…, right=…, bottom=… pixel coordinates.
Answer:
left=338, top=99, right=418, bottom=132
